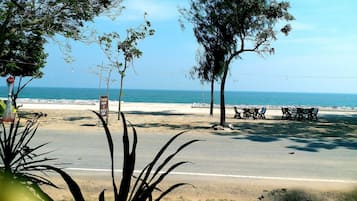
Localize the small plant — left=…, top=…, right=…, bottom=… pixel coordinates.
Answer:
left=338, top=189, right=357, bottom=201
left=258, top=188, right=321, bottom=201
left=0, top=113, right=55, bottom=201
left=49, top=112, right=198, bottom=201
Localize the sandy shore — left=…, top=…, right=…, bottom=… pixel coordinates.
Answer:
left=14, top=102, right=357, bottom=200
left=19, top=101, right=357, bottom=134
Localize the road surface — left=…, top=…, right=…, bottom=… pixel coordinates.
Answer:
left=33, top=128, right=357, bottom=184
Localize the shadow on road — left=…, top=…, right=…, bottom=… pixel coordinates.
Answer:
left=214, top=114, right=357, bottom=152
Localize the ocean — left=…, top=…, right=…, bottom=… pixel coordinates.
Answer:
left=0, top=87, right=357, bottom=109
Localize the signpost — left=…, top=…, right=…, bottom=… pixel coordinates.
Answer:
left=99, top=96, right=109, bottom=124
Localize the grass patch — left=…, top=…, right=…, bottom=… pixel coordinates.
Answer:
left=259, top=188, right=322, bottom=201
left=338, top=189, right=357, bottom=201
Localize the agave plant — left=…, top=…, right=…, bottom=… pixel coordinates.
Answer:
left=50, top=112, right=199, bottom=201
left=0, top=113, right=55, bottom=201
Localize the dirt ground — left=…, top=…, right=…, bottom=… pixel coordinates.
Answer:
left=41, top=173, right=355, bottom=201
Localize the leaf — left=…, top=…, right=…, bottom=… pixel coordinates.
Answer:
left=41, top=165, right=85, bottom=201
left=118, top=112, right=137, bottom=201
left=149, top=139, right=200, bottom=183
left=99, top=189, right=106, bottom=201
left=139, top=162, right=191, bottom=199
left=155, top=183, right=193, bottom=201
left=144, top=132, right=187, bottom=181
left=92, top=111, right=119, bottom=200
left=131, top=132, right=198, bottom=201
left=29, top=182, right=54, bottom=201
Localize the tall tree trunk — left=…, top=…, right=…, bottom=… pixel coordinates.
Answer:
left=118, top=61, right=128, bottom=120
left=220, top=64, right=229, bottom=126
left=210, top=78, right=214, bottom=116
left=118, top=73, right=124, bottom=120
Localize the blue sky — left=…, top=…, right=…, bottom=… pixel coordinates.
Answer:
left=7, top=0, right=357, bottom=93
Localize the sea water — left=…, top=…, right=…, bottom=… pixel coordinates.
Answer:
left=0, top=87, right=356, bottom=109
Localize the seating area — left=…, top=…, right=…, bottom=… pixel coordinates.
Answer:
left=234, top=106, right=266, bottom=120
left=233, top=106, right=318, bottom=121
left=281, top=107, right=318, bottom=121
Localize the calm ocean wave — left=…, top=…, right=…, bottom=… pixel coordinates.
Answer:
left=1, top=87, right=357, bottom=108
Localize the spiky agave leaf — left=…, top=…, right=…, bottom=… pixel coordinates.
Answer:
left=12, top=142, right=53, bottom=169
left=134, top=162, right=191, bottom=200
left=133, top=131, right=187, bottom=191
left=94, top=111, right=139, bottom=201
left=99, top=189, right=106, bottom=201
left=0, top=115, right=56, bottom=188
left=117, top=112, right=137, bottom=201
left=54, top=111, right=197, bottom=201
left=41, top=165, right=85, bottom=201
left=130, top=133, right=199, bottom=201
left=148, top=139, right=200, bottom=184
left=155, top=183, right=193, bottom=201
left=92, top=111, right=120, bottom=201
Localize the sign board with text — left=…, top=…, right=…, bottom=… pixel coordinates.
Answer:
left=99, top=96, right=109, bottom=123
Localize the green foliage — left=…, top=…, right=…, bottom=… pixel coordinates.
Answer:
left=52, top=112, right=197, bottom=201
left=0, top=0, right=121, bottom=77
left=97, top=14, right=154, bottom=119
left=0, top=114, right=55, bottom=201
left=98, top=14, right=155, bottom=72
left=0, top=26, right=47, bottom=77
left=0, top=172, right=49, bottom=201
left=1, top=0, right=123, bottom=108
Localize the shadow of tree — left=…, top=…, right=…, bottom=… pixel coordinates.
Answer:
left=63, top=116, right=93, bottom=121
left=132, top=122, right=213, bottom=130
left=125, top=110, right=189, bottom=116
left=214, top=114, right=357, bottom=152
left=126, top=110, right=357, bottom=152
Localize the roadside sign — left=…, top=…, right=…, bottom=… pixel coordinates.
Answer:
left=99, top=96, right=109, bottom=123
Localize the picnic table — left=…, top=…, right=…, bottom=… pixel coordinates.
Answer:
left=243, top=108, right=259, bottom=119
left=234, top=107, right=267, bottom=120
left=281, top=107, right=318, bottom=121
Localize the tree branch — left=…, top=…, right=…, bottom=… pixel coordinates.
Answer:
left=227, top=35, right=268, bottom=65
left=15, top=76, right=34, bottom=98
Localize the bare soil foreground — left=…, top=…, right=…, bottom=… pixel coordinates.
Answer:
left=18, top=102, right=357, bottom=200
left=42, top=174, right=356, bottom=201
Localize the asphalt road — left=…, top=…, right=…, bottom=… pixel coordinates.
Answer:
left=33, top=128, right=357, bottom=184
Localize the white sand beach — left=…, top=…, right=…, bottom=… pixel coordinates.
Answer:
left=18, top=100, right=357, bottom=133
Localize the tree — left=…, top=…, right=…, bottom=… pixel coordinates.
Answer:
left=190, top=48, right=224, bottom=116
left=0, top=0, right=123, bottom=107
left=182, top=0, right=294, bottom=126
left=98, top=15, right=154, bottom=120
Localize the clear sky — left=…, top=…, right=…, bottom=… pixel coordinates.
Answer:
left=8, top=0, right=357, bottom=93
